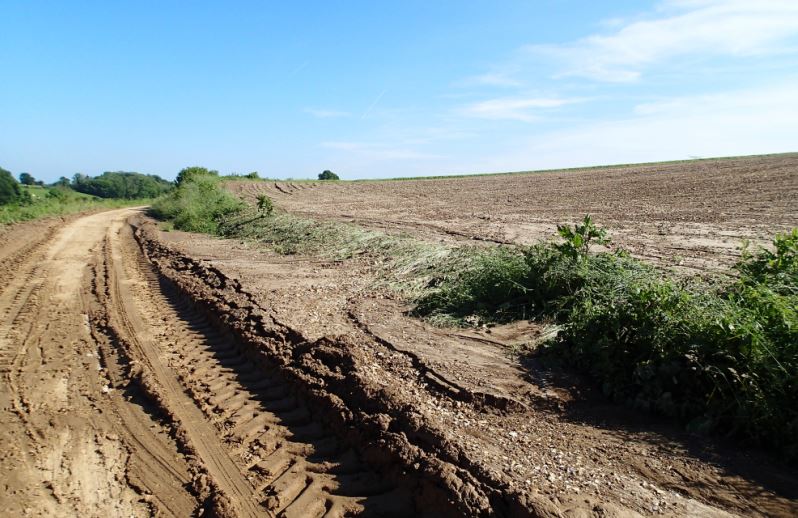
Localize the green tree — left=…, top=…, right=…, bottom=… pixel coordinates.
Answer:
left=71, top=171, right=173, bottom=199
left=55, top=176, right=71, bottom=188
left=0, top=167, right=22, bottom=205
left=318, top=170, right=340, bottom=180
left=19, top=172, right=36, bottom=185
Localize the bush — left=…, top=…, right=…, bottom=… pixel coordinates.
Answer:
left=46, top=186, right=73, bottom=201
left=414, top=247, right=528, bottom=322
left=151, top=170, right=243, bottom=233
left=0, top=167, right=22, bottom=205
left=319, top=170, right=340, bottom=180
left=415, top=217, right=798, bottom=457
left=256, top=194, right=274, bottom=216
left=176, top=166, right=219, bottom=186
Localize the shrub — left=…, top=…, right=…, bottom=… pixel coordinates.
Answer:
left=256, top=194, right=274, bottom=216
left=414, top=247, right=528, bottom=322
left=151, top=171, right=243, bottom=233
left=319, top=170, right=340, bottom=180
left=415, top=217, right=798, bottom=457
left=46, top=186, right=74, bottom=201
left=0, top=167, right=22, bottom=205
left=175, top=166, right=219, bottom=186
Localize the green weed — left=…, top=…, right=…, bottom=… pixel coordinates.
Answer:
left=150, top=172, right=244, bottom=233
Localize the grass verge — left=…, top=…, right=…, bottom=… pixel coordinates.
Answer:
left=0, top=186, right=151, bottom=225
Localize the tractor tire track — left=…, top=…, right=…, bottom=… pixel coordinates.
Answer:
left=0, top=210, right=199, bottom=517
left=107, top=218, right=414, bottom=516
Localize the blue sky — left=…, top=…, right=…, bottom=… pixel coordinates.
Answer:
left=2, top=0, right=797, bottom=182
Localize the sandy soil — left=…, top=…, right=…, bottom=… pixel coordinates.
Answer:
left=0, top=210, right=196, bottom=516
left=229, top=153, right=798, bottom=274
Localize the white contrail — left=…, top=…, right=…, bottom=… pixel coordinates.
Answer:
left=361, top=89, right=386, bottom=119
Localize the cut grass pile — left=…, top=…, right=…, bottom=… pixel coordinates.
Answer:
left=0, top=185, right=151, bottom=225
left=151, top=176, right=798, bottom=459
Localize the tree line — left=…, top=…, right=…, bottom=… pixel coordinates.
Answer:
left=2, top=165, right=343, bottom=206
left=1, top=167, right=175, bottom=205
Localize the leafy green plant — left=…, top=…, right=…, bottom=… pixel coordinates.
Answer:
left=555, top=214, right=610, bottom=261
left=736, top=229, right=798, bottom=292
left=256, top=194, right=274, bottom=216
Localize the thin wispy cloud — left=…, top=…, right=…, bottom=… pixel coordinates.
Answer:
left=321, top=140, right=443, bottom=160
left=288, top=61, right=309, bottom=76
left=460, top=72, right=522, bottom=88
left=527, top=0, right=798, bottom=82
left=361, top=89, right=386, bottom=119
left=459, top=97, right=582, bottom=122
left=304, top=108, right=351, bottom=118
left=483, top=79, right=798, bottom=172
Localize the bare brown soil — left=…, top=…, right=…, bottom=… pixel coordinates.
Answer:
left=229, top=154, right=798, bottom=273
left=1, top=210, right=523, bottom=516
left=140, top=220, right=797, bottom=517
left=1, top=153, right=797, bottom=517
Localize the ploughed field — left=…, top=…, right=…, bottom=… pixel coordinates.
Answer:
left=1, top=154, right=796, bottom=517
left=230, top=153, right=798, bottom=273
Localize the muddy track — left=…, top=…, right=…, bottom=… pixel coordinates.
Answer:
left=0, top=210, right=194, bottom=516
left=106, top=221, right=417, bottom=516
left=1, top=209, right=506, bottom=517
left=134, top=218, right=568, bottom=518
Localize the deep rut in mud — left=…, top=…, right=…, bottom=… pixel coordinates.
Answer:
left=106, top=220, right=418, bottom=516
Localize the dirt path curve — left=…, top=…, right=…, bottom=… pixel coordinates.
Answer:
left=0, top=209, right=283, bottom=517
left=0, top=209, right=199, bottom=516
left=1, top=209, right=421, bottom=517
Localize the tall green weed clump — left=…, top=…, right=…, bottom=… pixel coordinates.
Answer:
left=415, top=217, right=798, bottom=457
left=151, top=171, right=243, bottom=233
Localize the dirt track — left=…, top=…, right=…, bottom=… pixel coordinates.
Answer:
left=0, top=211, right=432, bottom=516
left=1, top=205, right=797, bottom=517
